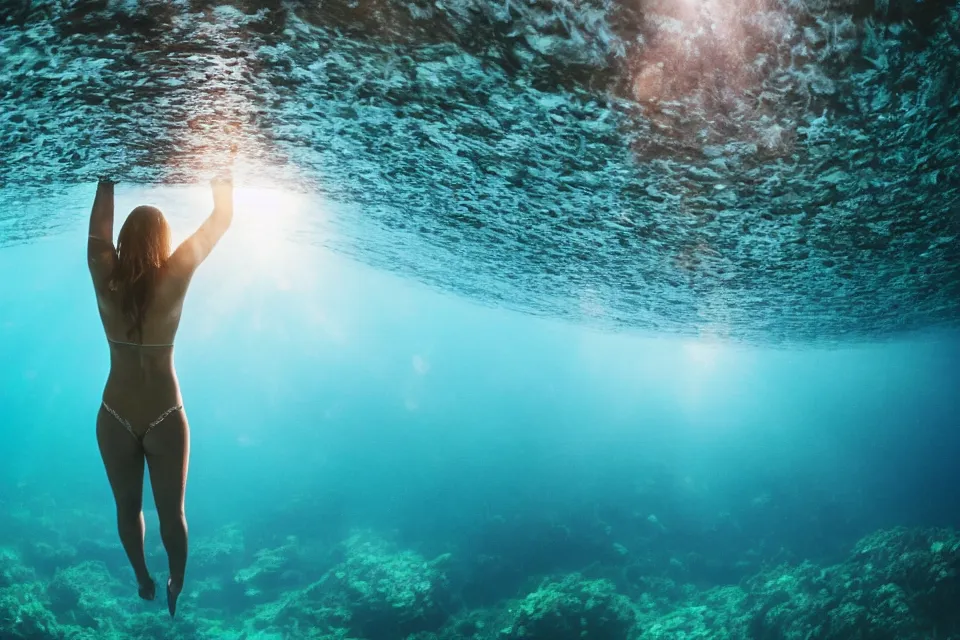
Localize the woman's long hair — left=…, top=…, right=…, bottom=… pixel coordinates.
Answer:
left=109, top=205, right=172, bottom=342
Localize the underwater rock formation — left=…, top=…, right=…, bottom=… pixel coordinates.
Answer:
left=46, top=561, right=127, bottom=631
left=503, top=573, right=638, bottom=640
left=0, top=582, right=59, bottom=640
left=315, top=530, right=453, bottom=637
left=0, top=547, right=33, bottom=590
left=0, top=523, right=960, bottom=638
left=2, top=0, right=960, bottom=341
left=243, top=529, right=452, bottom=638
left=643, top=526, right=960, bottom=639
left=229, top=533, right=312, bottom=611
left=192, top=523, right=246, bottom=577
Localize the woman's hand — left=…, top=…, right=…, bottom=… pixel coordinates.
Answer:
left=211, top=178, right=233, bottom=212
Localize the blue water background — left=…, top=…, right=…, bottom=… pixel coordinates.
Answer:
left=1, top=184, right=959, bottom=611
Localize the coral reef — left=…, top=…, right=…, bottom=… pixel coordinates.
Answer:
left=503, top=573, right=638, bottom=640
left=324, top=531, right=453, bottom=637
left=233, top=534, right=306, bottom=606
left=740, top=527, right=960, bottom=640
left=0, top=581, right=59, bottom=640
left=636, top=527, right=960, bottom=640
left=2, top=510, right=960, bottom=639
left=47, top=561, right=126, bottom=630
left=247, top=530, right=453, bottom=638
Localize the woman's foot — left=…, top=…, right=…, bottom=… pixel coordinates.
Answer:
left=137, top=575, right=156, bottom=601
left=166, top=577, right=182, bottom=618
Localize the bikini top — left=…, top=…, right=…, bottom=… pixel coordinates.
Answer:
left=107, top=337, right=174, bottom=348
left=90, top=236, right=175, bottom=348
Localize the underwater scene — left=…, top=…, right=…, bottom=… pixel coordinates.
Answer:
left=2, top=0, right=960, bottom=639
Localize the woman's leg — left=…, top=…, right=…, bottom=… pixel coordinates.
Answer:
left=96, top=407, right=155, bottom=600
left=143, top=410, right=190, bottom=617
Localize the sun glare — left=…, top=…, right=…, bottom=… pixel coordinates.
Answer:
left=232, top=186, right=306, bottom=265
left=169, top=184, right=311, bottom=265
left=677, top=338, right=726, bottom=416
left=682, top=339, right=722, bottom=374
left=168, top=182, right=322, bottom=323
left=172, top=183, right=326, bottom=339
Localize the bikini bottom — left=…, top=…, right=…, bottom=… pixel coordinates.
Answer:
left=102, top=401, right=183, bottom=442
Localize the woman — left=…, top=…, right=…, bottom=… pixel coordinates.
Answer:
left=87, top=177, right=233, bottom=617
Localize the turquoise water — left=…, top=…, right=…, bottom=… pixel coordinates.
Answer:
left=2, top=184, right=960, bottom=638
left=4, top=0, right=960, bottom=637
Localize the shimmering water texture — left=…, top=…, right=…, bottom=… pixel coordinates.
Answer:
left=2, top=0, right=959, bottom=342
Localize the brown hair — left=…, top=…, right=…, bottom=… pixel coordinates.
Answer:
left=109, top=205, right=172, bottom=342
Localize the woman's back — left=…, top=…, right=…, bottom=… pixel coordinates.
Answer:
left=95, top=264, right=188, bottom=345
left=89, top=181, right=232, bottom=433
left=92, top=250, right=194, bottom=431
